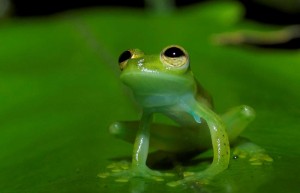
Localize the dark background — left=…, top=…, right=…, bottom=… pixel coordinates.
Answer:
left=8, top=0, right=300, bottom=48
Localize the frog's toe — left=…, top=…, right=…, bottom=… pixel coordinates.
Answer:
left=233, top=146, right=273, bottom=165
left=132, top=167, right=174, bottom=181
left=167, top=173, right=210, bottom=187
left=98, top=161, right=174, bottom=182
left=248, top=152, right=273, bottom=165
left=98, top=161, right=131, bottom=182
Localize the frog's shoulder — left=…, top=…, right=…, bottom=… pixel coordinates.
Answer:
left=195, top=80, right=214, bottom=109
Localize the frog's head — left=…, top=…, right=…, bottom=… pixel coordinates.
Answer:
left=118, top=45, right=196, bottom=107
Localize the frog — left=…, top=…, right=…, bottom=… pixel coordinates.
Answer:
left=107, top=45, right=272, bottom=186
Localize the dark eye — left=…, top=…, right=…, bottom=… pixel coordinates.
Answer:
left=118, top=50, right=132, bottom=64
left=163, top=46, right=185, bottom=58
left=118, top=49, right=144, bottom=71
left=161, top=45, right=189, bottom=68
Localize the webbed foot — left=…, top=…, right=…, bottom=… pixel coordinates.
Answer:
left=98, top=161, right=174, bottom=182
left=233, top=142, right=273, bottom=165
left=167, top=170, right=212, bottom=187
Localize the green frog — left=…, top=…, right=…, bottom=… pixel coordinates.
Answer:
left=108, top=45, right=272, bottom=186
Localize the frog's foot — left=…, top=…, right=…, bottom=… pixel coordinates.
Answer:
left=167, top=170, right=211, bottom=187
left=98, top=161, right=174, bottom=182
left=131, top=166, right=175, bottom=181
left=233, top=142, right=273, bottom=165
left=98, top=161, right=131, bottom=182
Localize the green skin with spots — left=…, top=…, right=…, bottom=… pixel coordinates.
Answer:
left=109, top=46, right=257, bottom=185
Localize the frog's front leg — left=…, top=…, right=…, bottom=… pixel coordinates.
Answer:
left=130, top=112, right=175, bottom=179
left=168, top=100, right=230, bottom=186
left=107, top=111, right=172, bottom=180
left=130, top=111, right=156, bottom=176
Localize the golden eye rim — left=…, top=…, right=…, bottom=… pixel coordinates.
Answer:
left=160, top=45, right=189, bottom=69
left=118, top=49, right=144, bottom=71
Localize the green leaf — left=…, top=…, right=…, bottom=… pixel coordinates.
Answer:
left=0, top=1, right=299, bottom=193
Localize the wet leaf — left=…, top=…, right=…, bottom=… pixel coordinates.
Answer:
left=0, top=1, right=299, bottom=193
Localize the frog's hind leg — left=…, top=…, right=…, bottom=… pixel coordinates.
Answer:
left=221, top=105, right=255, bottom=143
left=109, top=121, right=139, bottom=144
left=109, top=121, right=197, bottom=153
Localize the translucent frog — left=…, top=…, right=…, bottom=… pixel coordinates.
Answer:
left=106, top=45, right=272, bottom=186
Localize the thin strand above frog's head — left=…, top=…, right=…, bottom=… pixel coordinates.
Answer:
left=117, top=45, right=196, bottom=97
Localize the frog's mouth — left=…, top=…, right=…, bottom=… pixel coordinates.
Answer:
left=120, top=71, right=195, bottom=96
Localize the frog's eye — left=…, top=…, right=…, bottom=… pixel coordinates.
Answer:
left=160, top=45, right=189, bottom=69
left=118, top=49, right=144, bottom=71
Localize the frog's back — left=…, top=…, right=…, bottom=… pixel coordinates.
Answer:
left=195, top=80, right=214, bottom=109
